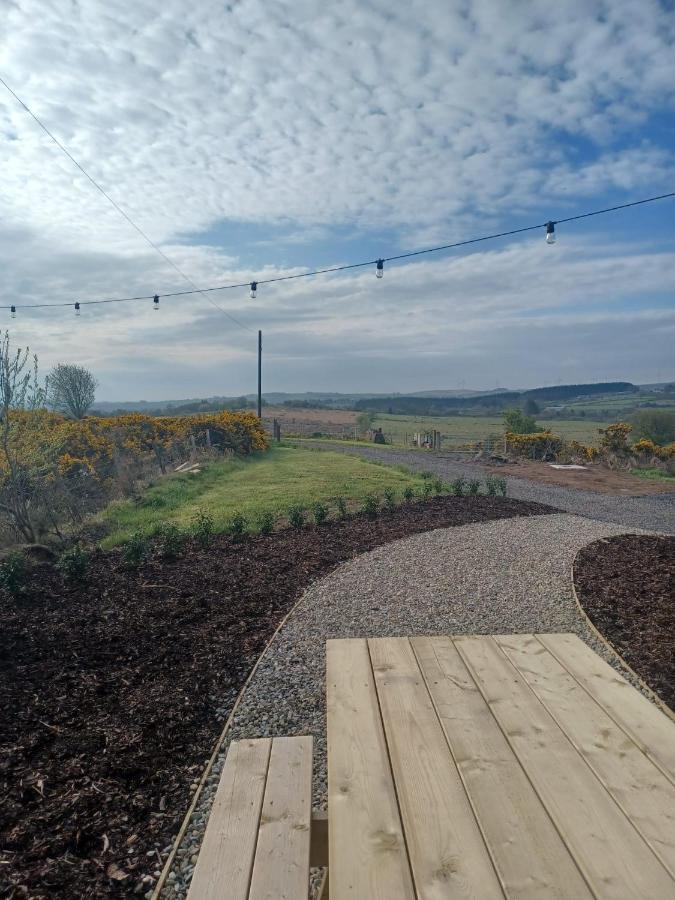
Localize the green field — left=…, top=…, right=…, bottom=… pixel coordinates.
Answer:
left=372, top=413, right=607, bottom=447
left=102, top=445, right=425, bottom=547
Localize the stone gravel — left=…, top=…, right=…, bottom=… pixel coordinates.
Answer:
left=159, top=512, right=655, bottom=899
left=315, top=443, right=675, bottom=534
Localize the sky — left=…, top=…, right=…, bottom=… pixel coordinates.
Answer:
left=1, top=0, right=674, bottom=401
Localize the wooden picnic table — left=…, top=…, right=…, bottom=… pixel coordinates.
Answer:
left=326, top=633, right=675, bottom=899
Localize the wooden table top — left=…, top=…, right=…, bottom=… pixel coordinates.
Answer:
left=326, top=633, right=675, bottom=899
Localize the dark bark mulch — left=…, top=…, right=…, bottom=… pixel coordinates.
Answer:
left=573, top=534, right=674, bottom=710
left=1, top=496, right=554, bottom=898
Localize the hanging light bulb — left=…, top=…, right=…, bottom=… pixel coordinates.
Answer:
left=545, top=221, right=556, bottom=244
left=153, top=294, right=160, bottom=311
left=250, top=281, right=257, bottom=299
left=10, top=305, right=16, bottom=319
left=376, top=259, right=384, bottom=278
left=74, top=302, right=81, bottom=316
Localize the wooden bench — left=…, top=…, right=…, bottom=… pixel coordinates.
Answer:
left=188, top=735, right=322, bottom=900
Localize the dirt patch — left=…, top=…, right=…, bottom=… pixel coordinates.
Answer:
left=574, top=534, right=674, bottom=709
left=487, top=459, right=675, bottom=495
left=0, top=496, right=554, bottom=898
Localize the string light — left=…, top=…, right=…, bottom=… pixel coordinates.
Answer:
left=153, top=294, right=159, bottom=311
left=10, top=305, right=16, bottom=319
left=75, top=302, right=81, bottom=316
left=1, top=190, right=673, bottom=315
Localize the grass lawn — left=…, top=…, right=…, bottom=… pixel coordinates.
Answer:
left=631, top=467, right=675, bottom=482
left=101, top=444, right=426, bottom=547
left=372, top=413, right=607, bottom=447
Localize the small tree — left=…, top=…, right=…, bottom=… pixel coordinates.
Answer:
left=631, top=409, right=675, bottom=445
left=48, top=364, right=98, bottom=419
left=522, top=398, right=540, bottom=415
left=356, top=411, right=375, bottom=434
left=503, top=407, right=538, bottom=434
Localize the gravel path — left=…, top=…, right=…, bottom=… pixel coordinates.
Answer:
left=159, top=512, right=654, bottom=899
left=312, top=443, right=675, bottom=533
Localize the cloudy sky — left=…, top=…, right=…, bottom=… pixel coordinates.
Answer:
left=1, top=0, right=674, bottom=400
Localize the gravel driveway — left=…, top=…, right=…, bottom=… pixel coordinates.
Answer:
left=160, top=512, right=652, bottom=899
left=312, top=443, right=675, bottom=534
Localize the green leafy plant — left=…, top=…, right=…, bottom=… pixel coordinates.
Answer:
left=402, top=485, right=415, bottom=502
left=257, top=511, right=275, bottom=534
left=57, top=544, right=90, bottom=582
left=383, top=486, right=397, bottom=511
left=0, top=552, right=28, bottom=597
left=334, top=496, right=348, bottom=518
left=362, top=494, right=379, bottom=517
left=312, top=501, right=329, bottom=525
left=467, top=478, right=481, bottom=496
left=192, top=509, right=214, bottom=547
left=288, top=504, right=306, bottom=528
left=485, top=475, right=498, bottom=496
left=421, top=480, right=434, bottom=499
left=432, top=478, right=444, bottom=495
left=450, top=477, right=465, bottom=497
left=228, top=512, right=248, bottom=542
left=496, top=476, right=508, bottom=496
left=156, top=522, right=185, bottom=558
left=122, top=531, right=149, bottom=569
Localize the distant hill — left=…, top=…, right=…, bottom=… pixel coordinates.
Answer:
left=353, top=382, right=637, bottom=416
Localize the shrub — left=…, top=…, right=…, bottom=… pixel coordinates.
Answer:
left=431, top=478, right=444, bottom=495
left=402, top=485, right=416, bottom=502
left=505, top=430, right=563, bottom=460
left=335, top=496, right=348, bottom=518
left=496, top=476, right=508, bottom=496
left=631, top=409, right=675, bottom=445
left=362, top=494, right=379, bottom=517
left=503, top=407, right=539, bottom=434
left=0, top=551, right=28, bottom=596
left=598, top=422, right=632, bottom=455
left=258, top=511, right=275, bottom=534
left=156, top=522, right=185, bottom=558
left=57, top=544, right=90, bottom=582
left=122, top=531, right=149, bottom=569
left=383, top=487, right=397, bottom=510
left=312, top=501, right=329, bottom=525
left=420, top=471, right=434, bottom=480
left=485, top=475, right=498, bottom=496
left=192, top=509, right=214, bottom=547
left=421, top=480, right=434, bottom=499
left=467, top=478, right=481, bottom=496
left=450, top=477, right=465, bottom=497
left=228, top=512, right=248, bottom=541
left=288, top=504, right=305, bottom=528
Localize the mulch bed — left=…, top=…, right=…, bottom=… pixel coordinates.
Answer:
left=1, top=496, right=554, bottom=898
left=573, top=534, right=674, bottom=709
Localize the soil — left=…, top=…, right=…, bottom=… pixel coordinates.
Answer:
left=486, top=459, right=675, bottom=495
left=0, top=496, right=554, bottom=898
left=573, top=534, right=674, bottom=709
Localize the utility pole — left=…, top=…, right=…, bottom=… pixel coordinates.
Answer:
left=257, top=330, right=262, bottom=418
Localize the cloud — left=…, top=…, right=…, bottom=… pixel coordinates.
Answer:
left=0, top=0, right=674, bottom=396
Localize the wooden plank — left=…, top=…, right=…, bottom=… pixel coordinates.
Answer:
left=326, top=638, right=415, bottom=900
left=538, top=633, right=675, bottom=783
left=412, top=636, right=592, bottom=898
left=249, top=736, right=313, bottom=900
left=496, top=634, right=675, bottom=876
left=187, top=738, right=271, bottom=900
left=456, top=636, right=674, bottom=899
left=368, top=637, right=503, bottom=899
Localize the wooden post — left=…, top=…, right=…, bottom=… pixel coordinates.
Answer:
left=257, top=329, right=262, bottom=419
